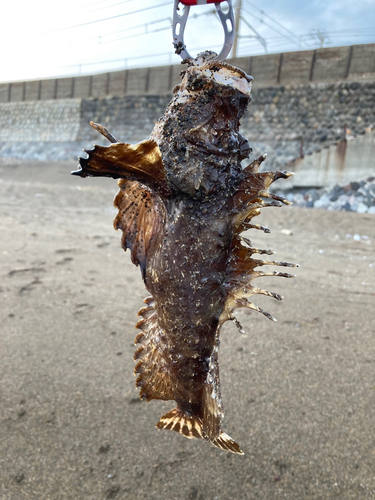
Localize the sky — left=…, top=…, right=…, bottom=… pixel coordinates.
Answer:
left=0, top=0, right=374, bottom=83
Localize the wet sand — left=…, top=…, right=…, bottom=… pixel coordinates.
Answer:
left=0, top=160, right=374, bottom=499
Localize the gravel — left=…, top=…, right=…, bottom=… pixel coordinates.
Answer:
left=276, top=177, right=375, bottom=213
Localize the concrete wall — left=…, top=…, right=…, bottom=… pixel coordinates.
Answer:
left=0, top=100, right=81, bottom=142
left=1, top=80, right=374, bottom=185
left=285, top=128, right=375, bottom=188
left=1, top=44, right=374, bottom=103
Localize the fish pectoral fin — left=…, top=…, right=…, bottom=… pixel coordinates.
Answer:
left=211, top=432, right=244, bottom=455
left=114, top=180, right=166, bottom=275
left=156, top=408, right=204, bottom=440
left=72, top=138, right=171, bottom=197
left=134, top=296, right=174, bottom=402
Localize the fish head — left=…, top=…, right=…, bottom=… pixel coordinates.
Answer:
left=151, top=54, right=254, bottom=199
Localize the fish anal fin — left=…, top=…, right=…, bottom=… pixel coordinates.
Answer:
left=202, top=361, right=223, bottom=441
left=156, top=408, right=204, bottom=440
left=134, top=298, right=174, bottom=402
left=114, top=180, right=166, bottom=273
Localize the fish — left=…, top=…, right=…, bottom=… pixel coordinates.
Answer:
left=72, top=51, right=298, bottom=455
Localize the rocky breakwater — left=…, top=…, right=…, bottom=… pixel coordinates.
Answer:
left=276, top=177, right=375, bottom=214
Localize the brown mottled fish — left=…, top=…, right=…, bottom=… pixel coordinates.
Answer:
left=72, top=51, right=297, bottom=455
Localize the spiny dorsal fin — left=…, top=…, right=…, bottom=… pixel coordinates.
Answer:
left=114, top=180, right=166, bottom=275
left=221, top=233, right=298, bottom=325
left=232, top=155, right=293, bottom=224
left=218, top=156, right=298, bottom=326
left=72, top=139, right=171, bottom=197
left=134, top=296, right=174, bottom=402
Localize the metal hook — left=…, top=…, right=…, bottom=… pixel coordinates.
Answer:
left=172, top=0, right=235, bottom=61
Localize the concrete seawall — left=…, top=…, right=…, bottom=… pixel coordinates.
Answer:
left=1, top=44, right=375, bottom=103
left=285, top=128, right=375, bottom=188
left=1, top=80, right=374, bottom=187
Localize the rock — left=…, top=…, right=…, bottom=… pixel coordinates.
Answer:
left=363, top=197, right=375, bottom=207
left=357, top=203, right=368, bottom=214
left=329, top=195, right=349, bottom=211
left=293, top=193, right=305, bottom=206
left=279, top=176, right=375, bottom=213
left=330, top=188, right=345, bottom=201
left=286, top=193, right=294, bottom=202
left=304, top=189, right=319, bottom=203
left=314, top=194, right=331, bottom=209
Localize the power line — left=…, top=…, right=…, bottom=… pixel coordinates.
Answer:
left=74, top=0, right=139, bottom=15
left=40, top=1, right=171, bottom=35
left=239, top=15, right=267, bottom=53
left=240, top=27, right=375, bottom=42
left=54, top=16, right=172, bottom=48
left=239, top=28, right=375, bottom=51
left=55, top=42, right=224, bottom=75
left=241, top=5, right=304, bottom=48
left=73, top=0, right=136, bottom=10
left=243, top=0, right=310, bottom=48
left=51, top=10, right=216, bottom=51
left=70, top=25, right=171, bottom=50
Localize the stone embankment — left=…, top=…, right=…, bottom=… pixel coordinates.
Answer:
left=245, top=80, right=375, bottom=170
left=1, top=81, right=374, bottom=168
left=1, top=82, right=374, bottom=210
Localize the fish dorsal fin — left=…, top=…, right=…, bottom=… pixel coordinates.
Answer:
left=232, top=156, right=293, bottom=225
left=221, top=159, right=298, bottom=326
left=73, top=140, right=171, bottom=197
left=220, top=234, right=298, bottom=325
left=114, top=180, right=166, bottom=275
left=134, top=296, right=174, bottom=402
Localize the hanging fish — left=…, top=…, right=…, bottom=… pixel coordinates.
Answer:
left=72, top=52, right=298, bottom=455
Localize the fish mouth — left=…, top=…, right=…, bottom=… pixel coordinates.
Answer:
left=180, top=51, right=253, bottom=96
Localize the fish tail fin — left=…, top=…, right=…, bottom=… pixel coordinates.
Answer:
left=156, top=408, right=204, bottom=440
left=211, top=432, right=244, bottom=455
left=156, top=407, right=244, bottom=455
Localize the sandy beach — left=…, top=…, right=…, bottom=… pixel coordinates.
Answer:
left=0, top=159, right=374, bottom=500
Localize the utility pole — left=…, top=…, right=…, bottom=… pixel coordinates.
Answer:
left=232, top=0, right=242, bottom=58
